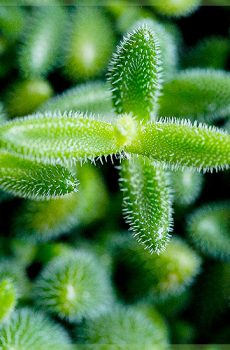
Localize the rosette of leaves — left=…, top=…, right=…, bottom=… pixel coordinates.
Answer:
left=0, top=308, right=71, bottom=350
left=0, top=25, right=229, bottom=256
left=34, top=249, right=114, bottom=321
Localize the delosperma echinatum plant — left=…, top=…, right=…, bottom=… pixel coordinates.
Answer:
left=0, top=1, right=229, bottom=348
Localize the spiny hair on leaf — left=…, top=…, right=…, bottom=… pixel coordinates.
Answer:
left=13, top=164, right=108, bottom=242
left=130, top=18, right=178, bottom=79
left=125, top=117, right=230, bottom=172
left=119, top=155, right=173, bottom=254
left=0, top=111, right=125, bottom=166
left=0, top=151, right=79, bottom=200
left=108, top=24, right=163, bottom=121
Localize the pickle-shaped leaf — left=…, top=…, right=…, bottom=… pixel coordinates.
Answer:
left=0, top=112, right=124, bottom=165
left=80, top=306, right=168, bottom=349
left=14, top=164, right=108, bottom=242
left=120, top=156, right=172, bottom=254
left=130, top=19, right=178, bottom=79
left=182, top=37, right=230, bottom=70
left=0, top=151, right=78, bottom=199
left=126, top=119, right=230, bottom=172
left=108, top=25, right=162, bottom=121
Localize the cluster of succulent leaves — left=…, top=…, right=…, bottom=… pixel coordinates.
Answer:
left=0, top=1, right=229, bottom=349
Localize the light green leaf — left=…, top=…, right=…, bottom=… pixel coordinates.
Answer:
left=0, top=151, right=78, bottom=199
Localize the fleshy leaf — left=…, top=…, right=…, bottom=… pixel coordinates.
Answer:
left=130, top=19, right=178, bottom=79
left=0, top=151, right=78, bottom=199
left=19, top=6, right=66, bottom=77
left=64, top=7, right=115, bottom=80
left=0, top=112, right=125, bottom=165
left=126, top=119, right=230, bottom=172
left=108, top=25, right=162, bottom=121
left=150, top=0, right=201, bottom=17
left=119, top=156, right=172, bottom=254
left=13, top=164, right=108, bottom=242
left=171, top=169, right=203, bottom=206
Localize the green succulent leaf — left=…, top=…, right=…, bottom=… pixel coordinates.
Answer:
left=0, top=112, right=125, bottom=165
left=64, top=7, right=115, bottom=80
left=0, top=151, right=79, bottom=200
left=0, top=5, right=25, bottom=41
left=120, top=156, right=172, bottom=254
left=0, top=259, right=30, bottom=299
left=159, top=69, right=230, bottom=122
left=6, top=79, right=53, bottom=117
left=113, top=236, right=201, bottom=301
left=130, top=19, right=178, bottom=79
left=126, top=119, right=230, bottom=172
left=171, top=169, right=203, bottom=206
left=13, top=164, right=108, bottom=242
left=19, top=6, right=66, bottom=77
left=150, top=0, right=201, bottom=17
left=187, top=202, right=230, bottom=260
left=0, top=113, right=229, bottom=171
left=108, top=25, right=163, bottom=121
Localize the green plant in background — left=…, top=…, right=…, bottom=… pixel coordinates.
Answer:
left=0, top=279, right=16, bottom=322
left=0, top=308, right=71, bottom=350
left=0, top=1, right=229, bottom=348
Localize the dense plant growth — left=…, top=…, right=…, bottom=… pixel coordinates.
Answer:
left=0, top=1, right=229, bottom=348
